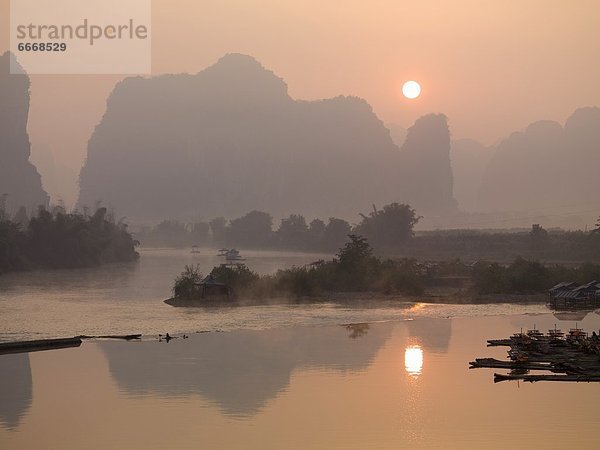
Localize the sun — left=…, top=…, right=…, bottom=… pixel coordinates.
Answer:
left=402, top=80, right=421, bottom=99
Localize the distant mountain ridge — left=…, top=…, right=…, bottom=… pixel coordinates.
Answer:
left=478, top=107, right=600, bottom=214
left=78, top=53, right=458, bottom=221
left=0, top=52, right=48, bottom=214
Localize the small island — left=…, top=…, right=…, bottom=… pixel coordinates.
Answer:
left=165, top=234, right=600, bottom=306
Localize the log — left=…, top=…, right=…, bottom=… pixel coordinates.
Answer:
left=78, top=334, right=142, bottom=340
left=469, top=358, right=554, bottom=371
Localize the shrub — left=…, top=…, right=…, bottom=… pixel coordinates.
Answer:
left=210, top=264, right=260, bottom=291
left=173, top=264, right=203, bottom=298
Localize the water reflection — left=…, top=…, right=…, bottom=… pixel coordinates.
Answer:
left=0, top=353, right=32, bottom=430
left=99, top=324, right=392, bottom=418
left=553, top=311, right=590, bottom=321
left=406, top=318, right=452, bottom=353
left=345, top=323, right=370, bottom=339
left=404, top=345, right=423, bottom=377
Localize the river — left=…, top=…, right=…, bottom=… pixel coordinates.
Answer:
left=0, top=247, right=550, bottom=341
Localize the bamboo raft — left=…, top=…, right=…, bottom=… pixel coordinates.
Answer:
left=0, top=337, right=82, bottom=355
left=471, top=325, right=600, bottom=383
left=494, top=373, right=600, bottom=383
left=0, top=334, right=142, bottom=356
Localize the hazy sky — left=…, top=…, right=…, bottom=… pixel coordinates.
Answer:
left=1, top=0, right=599, bottom=200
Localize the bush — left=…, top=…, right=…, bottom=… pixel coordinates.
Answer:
left=210, top=264, right=260, bottom=291
left=173, top=264, right=203, bottom=298
left=0, top=206, right=138, bottom=272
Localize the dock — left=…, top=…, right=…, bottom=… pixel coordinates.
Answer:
left=470, top=326, right=600, bottom=383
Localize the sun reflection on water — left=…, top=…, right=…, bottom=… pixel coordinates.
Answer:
left=404, top=345, right=423, bottom=377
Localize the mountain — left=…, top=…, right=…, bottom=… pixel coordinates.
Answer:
left=0, top=52, right=48, bottom=214
left=478, top=107, right=600, bottom=215
left=450, top=138, right=494, bottom=212
left=386, top=123, right=407, bottom=147
left=399, top=114, right=458, bottom=215
left=78, top=54, right=457, bottom=222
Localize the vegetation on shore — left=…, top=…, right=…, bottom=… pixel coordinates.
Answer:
left=472, top=258, right=600, bottom=295
left=171, top=234, right=600, bottom=302
left=172, top=235, right=424, bottom=301
left=0, top=205, right=139, bottom=273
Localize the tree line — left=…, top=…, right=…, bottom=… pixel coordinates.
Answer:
left=0, top=205, right=139, bottom=273
left=138, top=202, right=420, bottom=253
left=172, top=234, right=600, bottom=301
left=138, top=205, right=600, bottom=263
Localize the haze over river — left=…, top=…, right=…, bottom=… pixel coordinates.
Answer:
left=0, top=248, right=550, bottom=341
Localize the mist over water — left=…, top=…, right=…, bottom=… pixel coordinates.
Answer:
left=0, top=248, right=548, bottom=341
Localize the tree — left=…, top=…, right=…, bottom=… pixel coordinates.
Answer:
left=173, top=265, right=203, bottom=298
left=24, top=206, right=138, bottom=268
left=354, top=203, right=420, bottom=249
left=148, top=220, right=189, bottom=247
left=12, top=206, right=28, bottom=227
left=337, top=234, right=373, bottom=268
left=210, top=264, right=259, bottom=291
left=277, top=214, right=308, bottom=249
left=335, top=234, right=378, bottom=290
left=307, top=218, right=326, bottom=249
left=323, top=217, right=351, bottom=252
left=529, top=223, right=549, bottom=251
left=228, top=210, right=273, bottom=247
left=0, top=219, right=26, bottom=272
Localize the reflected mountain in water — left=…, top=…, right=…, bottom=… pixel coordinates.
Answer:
left=406, top=318, right=452, bottom=353
left=100, top=324, right=392, bottom=417
left=0, top=353, right=32, bottom=430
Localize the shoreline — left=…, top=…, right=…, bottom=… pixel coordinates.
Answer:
left=164, top=291, right=550, bottom=307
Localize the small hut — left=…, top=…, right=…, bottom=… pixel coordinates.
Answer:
left=195, top=275, right=231, bottom=300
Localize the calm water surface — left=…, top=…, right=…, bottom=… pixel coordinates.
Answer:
left=0, top=248, right=549, bottom=341
left=1, top=249, right=600, bottom=448
left=1, top=315, right=600, bottom=449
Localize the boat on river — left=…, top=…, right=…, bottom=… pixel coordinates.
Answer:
left=218, top=248, right=246, bottom=263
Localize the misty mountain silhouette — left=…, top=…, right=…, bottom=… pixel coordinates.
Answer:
left=400, top=114, right=458, bottom=214
left=99, top=323, right=392, bottom=418
left=78, top=54, right=457, bottom=221
left=450, top=138, right=494, bottom=212
left=478, top=107, right=600, bottom=214
left=0, top=52, right=48, bottom=214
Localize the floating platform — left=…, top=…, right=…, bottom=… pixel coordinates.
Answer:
left=494, top=373, right=600, bottom=383
left=0, top=337, right=82, bottom=355
left=471, top=327, right=600, bottom=383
